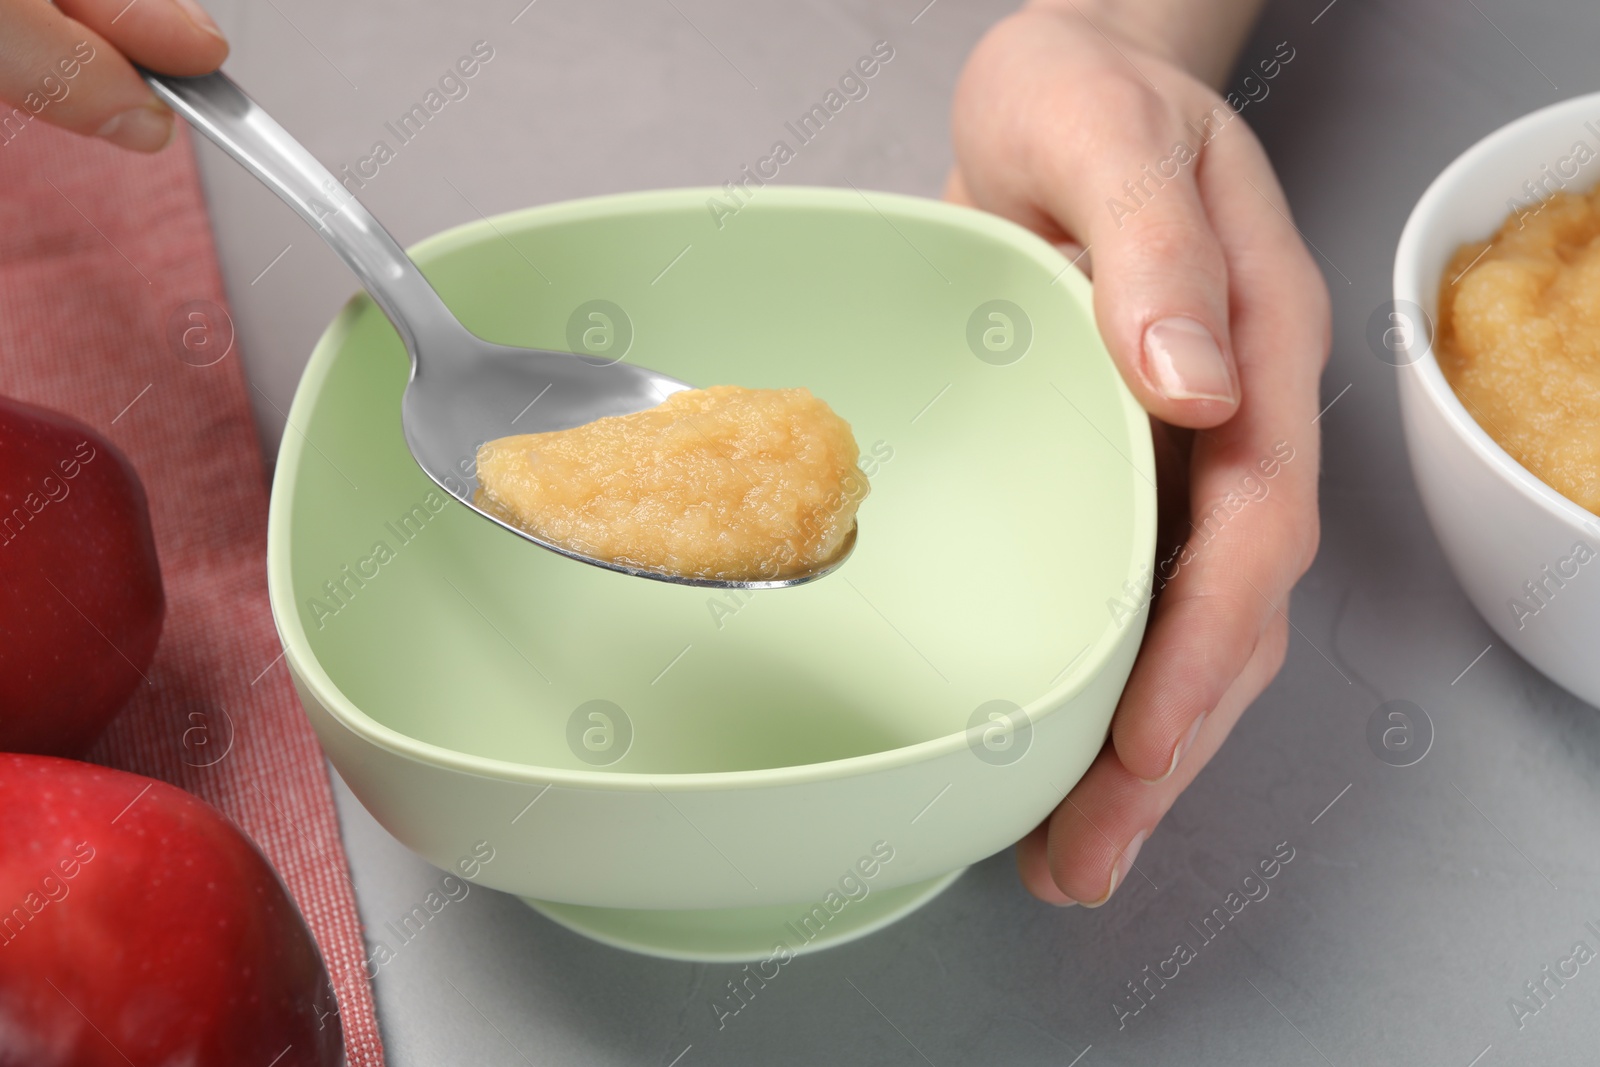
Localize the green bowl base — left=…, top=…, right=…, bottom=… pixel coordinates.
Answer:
left=521, top=868, right=966, bottom=962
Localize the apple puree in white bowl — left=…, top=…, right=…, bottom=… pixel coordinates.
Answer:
left=1438, top=187, right=1600, bottom=515
left=475, top=384, right=867, bottom=582
left=1395, top=90, right=1600, bottom=709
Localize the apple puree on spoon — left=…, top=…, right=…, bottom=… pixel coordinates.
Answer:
left=475, top=385, right=867, bottom=582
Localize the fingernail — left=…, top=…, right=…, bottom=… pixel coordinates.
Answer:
left=1142, top=712, right=1207, bottom=785
left=172, top=0, right=226, bottom=40
left=96, top=103, right=176, bottom=152
left=1084, top=829, right=1148, bottom=908
left=1144, top=317, right=1236, bottom=403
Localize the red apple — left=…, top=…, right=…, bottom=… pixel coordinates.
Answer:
left=0, top=755, right=344, bottom=1067
left=0, top=395, right=165, bottom=756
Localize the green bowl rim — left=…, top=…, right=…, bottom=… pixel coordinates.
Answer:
left=265, top=185, right=1157, bottom=791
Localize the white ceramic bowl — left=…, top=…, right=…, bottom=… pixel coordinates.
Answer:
left=1395, top=93, right=1600, bottom=707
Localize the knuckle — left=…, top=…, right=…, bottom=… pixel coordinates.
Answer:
left=1294, top=512, right=1322, bottom=577
left=1094, top=78, right=1177, bottom=144
left=1032, top=77, right=1178, bottom=182
left=1122, top=212, right=1220, bottom=267
left=1164, top=586, right=1262, bottom=683
left=1278, top=493, right=1321, bottom=578
left=1255, top=614, right=1291, bottom=678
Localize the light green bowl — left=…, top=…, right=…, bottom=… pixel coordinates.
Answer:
left=266, top=187, right=1155, bottom=961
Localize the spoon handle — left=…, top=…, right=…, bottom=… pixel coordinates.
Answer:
left=142, top=69, right=456, bottom=367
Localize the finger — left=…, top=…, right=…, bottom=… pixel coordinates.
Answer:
left=0, top=0, right=226, bottom=153
left=1014, top=821, right=1074, bottom=906
left=943, top=167, right=974, bottom=207
left=0, top=5, right=159, bottom=149
left=1062, top=107, right=1242, bottom=425
left=1107, top=117, right=1329, bottom=784
left=948, top=163, right=1084, bottom=260
left=952, top=18, right=1242, bottom=425
left=57, top=0, right=227, bottom=74
left=1019, top=609, right=1290, bottom=905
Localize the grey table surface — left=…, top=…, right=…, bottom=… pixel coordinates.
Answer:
left=190, top=0, right=1600, bottom=1063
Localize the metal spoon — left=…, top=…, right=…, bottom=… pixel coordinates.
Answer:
left=143, top=69, right=855, bottom=590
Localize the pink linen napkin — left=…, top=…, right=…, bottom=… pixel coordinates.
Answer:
left=0, top=121, right=385, bottom=1066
